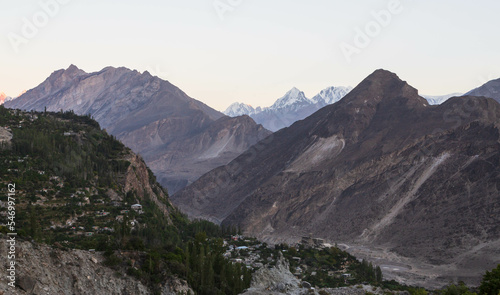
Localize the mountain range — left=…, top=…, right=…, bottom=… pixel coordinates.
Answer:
left=173, top=69, right=500, bottom=286
left=224, top=86, right=352, bottom=131
left=5, top=65, right=271, bottom=193
left=224, top=86, right=467, bottom=131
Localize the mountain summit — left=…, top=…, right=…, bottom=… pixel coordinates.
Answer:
left=224, top=85, right=352, bottom=131
left=224, top=102, right=259, bottom=117
left=174, top=69, right=500, bottom=286
left=6, top=65, right=271, bottom=193
left=270, top=87, right=310, bottom=109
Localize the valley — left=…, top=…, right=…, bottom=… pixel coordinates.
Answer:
left=3, top=1, right=500, bottom=294
left=2, top=68, right=500, bottom=294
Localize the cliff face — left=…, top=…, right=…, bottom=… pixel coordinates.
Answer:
left=0, top=235, right=192, bottom=295
left=5, top=65, right=271, bottom=193
left=125, top=153, right=172, bottom=220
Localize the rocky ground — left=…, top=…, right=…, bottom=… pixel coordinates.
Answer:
left=241, top=253, right=410, bottom=295
left=337, top=242, right=493, bottom=289
left=0, top=235, right=192, bottom=295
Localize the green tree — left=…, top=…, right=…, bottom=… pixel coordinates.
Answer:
left=480, top=265, right=500, bottom=295
left=375, top=265, right=383, bottom=283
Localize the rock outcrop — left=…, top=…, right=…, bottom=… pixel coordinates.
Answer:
left=0, top=127, right=12, bottom=143
left=242, top=253, right=301, bottom=294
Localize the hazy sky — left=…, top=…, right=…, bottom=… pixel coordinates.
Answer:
left=1, top=0, right=500, bottom=110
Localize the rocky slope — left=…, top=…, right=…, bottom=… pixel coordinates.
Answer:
left=466, top=77, right=500, bottom=104
left=173, top=69, right=500, bottom=286
left=241, top=253, right=301, bottom=295
left=224, top=86, right=352, bottom=131
left=5, top=65, right=271, bottom=193
left=0, top=235, right=192, bottom=295
left=0, top=108, right=197, bottom=294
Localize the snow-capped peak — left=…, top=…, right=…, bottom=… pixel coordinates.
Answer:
left=224, top=102, right=257, bottom=117
left=311, top=86, right=353, bottom=105
left=270, top=87, right=310, bottom=110
left=423, top=93, right=462, bottom=105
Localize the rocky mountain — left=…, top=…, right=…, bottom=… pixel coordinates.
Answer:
left=173, top=69, right=500, bottom=286
left=0, top=107, right=254, bottom=294
left=5, top=65, right=271, bottom=193
left=423, top=93, right=462, bottom=105
left=223, top=86, right=352, bottom=131
left=466, top=77, right=500, bottom=104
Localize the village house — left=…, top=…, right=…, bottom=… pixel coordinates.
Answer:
left=131, top=204, right=142, bottom=211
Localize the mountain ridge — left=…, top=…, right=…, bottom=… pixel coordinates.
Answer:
left=5, top=65, right=271, bottom=193
left=466, top=77, right=500, bottom=104
left=173, top=69, right=500, bottom=287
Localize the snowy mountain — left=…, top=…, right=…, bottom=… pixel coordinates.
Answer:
left=270, top=87, right=310, bottom=110
left=223, top=86, right=352, bottom=131
left=311, top=86, right=352, bottom=105
left=423, top=93, right=462, bottom=105
left=224, top=102, right=258, bottom=117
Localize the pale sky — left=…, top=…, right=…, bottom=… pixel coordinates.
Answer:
left=1, top=0, right=500, bottom=110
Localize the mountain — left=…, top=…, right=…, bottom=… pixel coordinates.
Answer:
left=423, top=93, right=463, bottom=105
left=0, top=92, right=12, bottom=105
left=466, top=77, right=500, bottom=104
left=173, top=69, right=500, bottom=287
left=225, top=102, right=259, bottom=117
left=270, top=87, right=310, bottom=109
left=223, top=86, right=352, bottom=131
left=5, top=65, right=271, bottom=193
left=311, top=86, right=352, bottom=105
left=0, top=107, right=254, bottom=294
